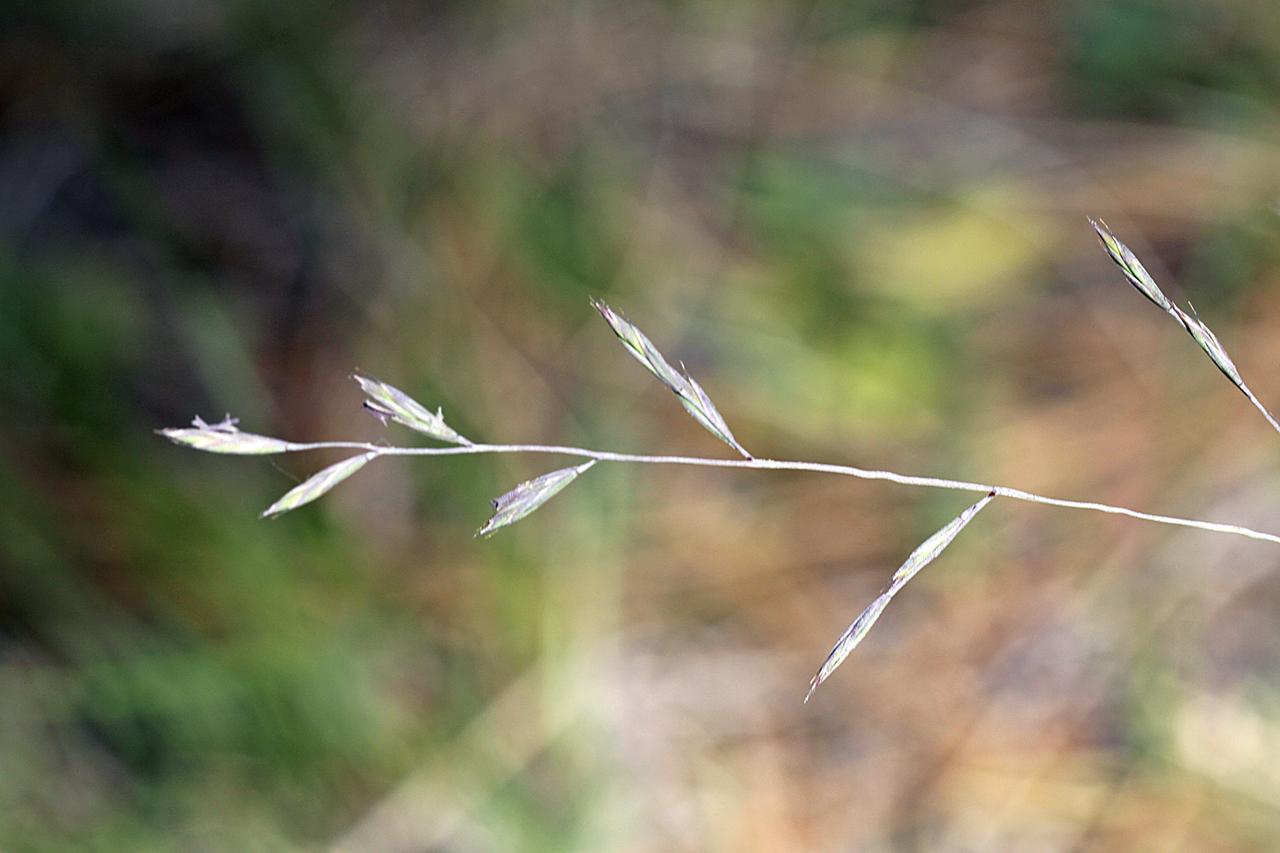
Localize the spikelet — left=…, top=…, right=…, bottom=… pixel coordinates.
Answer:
left=592, top=299, right=750, bottom=458
left=261, top=452, right=379, bottom=518
left=1090, top=218, right=1280, bottom=434
left=477, top=461, right=597, bottom=537
left=805, top=492, right=995, bottom=702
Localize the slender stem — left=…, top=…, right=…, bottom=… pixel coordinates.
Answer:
left=286, top=440, right=1280, bottom=546
left=1242, top=386, right=1280, bottom=436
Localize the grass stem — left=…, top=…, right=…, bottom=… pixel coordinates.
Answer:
left=275, top=440, right=1280, bottom=546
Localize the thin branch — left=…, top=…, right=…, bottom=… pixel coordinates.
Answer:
left=271, top=440, right=1280, bottom=546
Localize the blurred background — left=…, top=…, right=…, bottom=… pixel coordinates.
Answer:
left=3, top=0, right=1280, bottom=849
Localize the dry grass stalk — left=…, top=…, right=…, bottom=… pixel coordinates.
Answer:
left=159, top=225, right=1280, bottom=697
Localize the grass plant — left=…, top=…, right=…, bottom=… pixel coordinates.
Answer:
left=161, top=222, right=1280, bottom=699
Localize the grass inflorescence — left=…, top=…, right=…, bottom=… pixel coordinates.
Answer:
left=159, top=222, right=1280, bottom=700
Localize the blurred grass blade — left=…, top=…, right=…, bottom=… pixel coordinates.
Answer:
left=354, top=373, right=471, bottom=445
left=805, top=491, right=996, bottom=702
left=591, top=299, right=750, bottom=458
left=1090, top=219, right=1280, bottom=434
left=261, top=452, right=379, bottom=518
left=478, top=461, right=597, bottom=537
left=159, top=415, right=293, bottom=454
left=891, top=491, right=995, bottom=588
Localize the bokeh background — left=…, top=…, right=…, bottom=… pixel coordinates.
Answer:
left=4, top=0, right=1280, bottom=849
